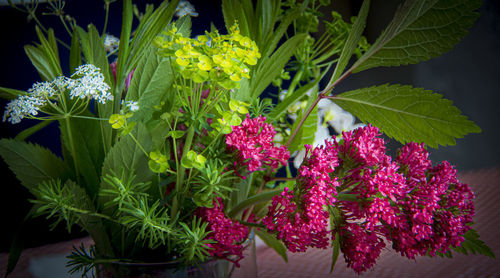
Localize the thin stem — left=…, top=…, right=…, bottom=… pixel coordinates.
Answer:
left=171, top=124, right=196, bottom=218
left=128, top=133, right=149, bottom=157
left=102, top=1, right=110, bottom=35
left=285, top=70, right=353, bottom=147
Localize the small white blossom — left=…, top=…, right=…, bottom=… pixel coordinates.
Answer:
left=104, top=34, right=120, bottom=53
left=2, top=81, right=53, bottom=124
left=69, top=64, right=113, bottom=104
left=123, top=100, right=139, bottom=112
left=175, top=0, right=198, bottom=18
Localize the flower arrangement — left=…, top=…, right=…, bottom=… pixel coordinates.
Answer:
left=0, top=0, right=494, bottom=276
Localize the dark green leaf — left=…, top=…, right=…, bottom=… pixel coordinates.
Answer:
left=228, top=189, right=281, bottom=218
left=327, top=0, right=370, bottom=86
left=248, top=34, right=307, bottom=100
left=256, top=229, right=288, bottom=263
left=24, top=27, right=63, bottom=82
left=332, top=84, right=481, bottom=148
left=352, top=0, right=481, bottom=73
left=59, top=116, right=104, bottom=199
left=69, top=28, right=82, bottom=74
left=0, top=139, right=70, bottom=193
left=127, top=47, right=174, bottom=123
left=116, top=0, right=133, bottom=87
left=289, top=92, right=319, bottom=154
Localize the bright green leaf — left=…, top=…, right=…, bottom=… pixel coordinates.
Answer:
left=352, top=0, right=481, bottom=73
left=332, top=84, right=481, bottom=148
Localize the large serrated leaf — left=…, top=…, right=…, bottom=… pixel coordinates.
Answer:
left=99, top=123, right=153, bottom=210
left=332, top=84, right=480, bottom=148
left=126, top=47, right=174, bottom=123
left=0, top=139, right=70, bottom=193
left=352, top=0, right=481, bottom=73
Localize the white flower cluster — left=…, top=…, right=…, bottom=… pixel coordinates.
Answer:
left=69, top=64, right=113, bottom=104
left=175, top=0, right=198, bottom=18
left=2, top=64, right=113, bottom=124
left=104, top=34, right=120, bottom=53
left=2, top=82, right=54, bottom=124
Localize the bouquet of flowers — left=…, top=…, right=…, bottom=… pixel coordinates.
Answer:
left=0, top=0, right=494, bottom=276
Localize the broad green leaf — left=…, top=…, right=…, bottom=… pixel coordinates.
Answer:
left=267, top=80, right=319, bottom=121
left=332, top=84, right=481, bottom=148
left=77, top=25, right=114, bottom=153
left=15, top=120, right=54, bottom=141
left=451, top=229, right=495, bottom=259
left=352, top=0, right=481, bottom=73
left=327, top=0, right=370, bottom=87
left=127, top=47, right=174, bottom=123
left=0, top=86, right=24, bottom=100
left=0, top=139, right=70, bottom=193
left=256, top=229, right=288, bottom=263
left=59, top=116, right=104, bottom=199
left=126, top=0, right=180, bottom=75
left=69, top=28, right=82, bottom=74
left=100, top=122, right=153, bottom=200
left=24, top=27, right=63, bottom=82
left=248, top=34, right=307, bottom=100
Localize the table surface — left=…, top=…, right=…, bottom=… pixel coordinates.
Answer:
left=2, top=167, right=499, bottom=278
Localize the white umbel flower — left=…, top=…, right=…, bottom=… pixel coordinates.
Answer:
left=2, top=81, right=54, bottom=124
left=69, top=64, right=113, bottom=104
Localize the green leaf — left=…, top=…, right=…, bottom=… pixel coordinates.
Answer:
left=352, top=0, right=481, bottom=73
left=116, top=0, right=133, bottom=87
left=0, top=86, right=24, bottom=100
left=125, top=0, right=180, bottom=76
left=100, top=122, right=153, bottom=206
left=330, top=231, right=340, bottom=273
left=77, top=25, right=115, bottom=153
left=228, top=189, right=281, bottom=218
left=248, top=33, right=307, bottom=100
left=0, top=139, right=70, bottom=194
left=332, top=84, right=481, bottom=148
left=24, top=27, right=63, bottom=82
left=327, top=0, right=370, bottom=87
left=59, top=116, right=104, bottom=199
left=127, top=47, right=174, bottom=123
left=256, top=229, right=288, bottom=263
left=15, top=120, right=54, bottom=141
left=69, top=28, right=82, bottom=74
left=451, top=229, right=495, bottom=259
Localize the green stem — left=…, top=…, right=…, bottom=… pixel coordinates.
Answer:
left=64, top=116, right=81, bottom=185
left=171, top=124, right=196, bottom=218
left=128, top=133, right=149, bottom=157
left=102, top=1, right=110, bottom=35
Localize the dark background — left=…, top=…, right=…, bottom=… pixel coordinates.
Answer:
left=0, top=0, right=498, bottom=253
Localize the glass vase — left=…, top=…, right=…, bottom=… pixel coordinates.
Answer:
left=95, top=233, right=257, bottom=278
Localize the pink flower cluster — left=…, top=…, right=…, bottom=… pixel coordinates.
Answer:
left=262, top=140, right=339, bottom=252
left=226, top=115, right=289, bottom=173
left=263, top=125, right=475, bottom=274
left=196, top=198, right=249, bottom=266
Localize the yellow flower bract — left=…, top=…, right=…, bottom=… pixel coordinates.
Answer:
left=154, top=23, right=260, bottom=89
